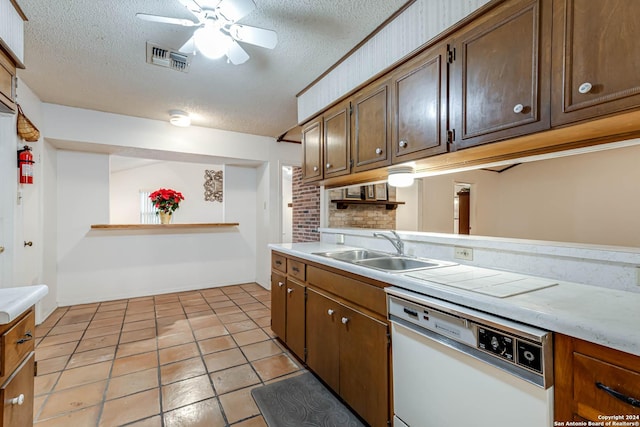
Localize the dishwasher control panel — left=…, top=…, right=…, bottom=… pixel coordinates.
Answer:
left=477, top=326, right=543, bottom=374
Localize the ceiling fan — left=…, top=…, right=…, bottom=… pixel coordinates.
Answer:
left=136, top=0, right=278, bottom=65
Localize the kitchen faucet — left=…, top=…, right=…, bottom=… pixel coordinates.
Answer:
left=373, top=230, right=405, bottom=255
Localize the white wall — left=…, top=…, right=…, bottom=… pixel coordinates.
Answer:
left=110, top=160, right=225, bottom=224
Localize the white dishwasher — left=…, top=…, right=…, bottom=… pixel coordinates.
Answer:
left=387, top=287, right=554, bottom=427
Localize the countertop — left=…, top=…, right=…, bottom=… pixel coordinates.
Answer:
left=270, top=242, right=640, bottom=357
left=0, top=285, right=48, bottom=324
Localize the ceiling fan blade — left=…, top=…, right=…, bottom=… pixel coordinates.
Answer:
left=217, top=0, right=256, bottom=22
left=226, top=41, right=250, bottom=65
left=136, top=13, right=199, bottom=27
left=229, top=24, right=277, bottom=49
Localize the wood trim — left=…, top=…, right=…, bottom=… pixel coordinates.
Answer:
left=9, top=0, right=28, bottom=21
left=90, top=223, right=239, bottom=230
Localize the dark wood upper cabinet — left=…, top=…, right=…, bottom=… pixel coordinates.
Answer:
left=323, top=100, right=351, bottom=179
left=450, top=0, right=551, bottom=149
left=551, top=0, right=640, bottom=126
left=351, top=78, right=392, bottom=172
left=391, top=44, right=449, bottom=163
left=302, top=118, right=322, bottom=182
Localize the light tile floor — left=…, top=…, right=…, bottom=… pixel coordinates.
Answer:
left=33, top=283, right=305, bottom=426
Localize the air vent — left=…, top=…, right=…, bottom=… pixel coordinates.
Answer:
left=146, top=42, right=191, bottom=73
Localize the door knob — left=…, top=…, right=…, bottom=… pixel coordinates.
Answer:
left=375, top=148, right=383, bottom=155
left=341, top=317, right=349, bottom=325
left=326, top=163, right=332, bottom=169
left=513, top=104, right=524, bottom=114
left=0, top=246, right=4, bottom=254
left=287, top=288, right=293, bottom=294
left=24, top=241, right=32, bottom=247
left=313, top=166, right=318, bottom=172
left=327, top=309, right=334, bottom=316
left=399, top=140, right=408, bottom=148
left=278, top=281, right=284, bottom=287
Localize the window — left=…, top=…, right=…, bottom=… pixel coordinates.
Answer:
left=140, top=191, right=160, bottom=224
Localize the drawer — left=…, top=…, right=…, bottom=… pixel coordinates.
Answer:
left=272, top=253, right=287, bottom=273
left=307, top=266, right=386, bottom=317
left=1, top=352, right=35, bottom=427
left=287, top=260, right=306, bottom=281
left=1, top=310, right=35, bottom=379
left=574, top=353, right=640, bottom=418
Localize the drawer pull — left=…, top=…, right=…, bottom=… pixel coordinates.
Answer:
left=278, top=281, right=284, bottom=287
left=341, top=317, right=349, bottom=325
left=16, top=331, right=33, bottom=344
left=596, top=382, right=640, bottom=408
left=287, top=288, right=293, bottom=294
left=327, top=309, right=334, bottom=316
left=292, top=266, right=300, bottom=273
left=9, top=394, right=25, bottom=405
left=275, top=260, right=282, bottom=266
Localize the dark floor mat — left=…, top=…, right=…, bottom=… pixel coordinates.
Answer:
left=251, top=372, right=365, bottom=427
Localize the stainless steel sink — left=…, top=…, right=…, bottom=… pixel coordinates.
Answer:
left=314, top=249, right=391, bottom=262
left=355, top=257, right=441, bottom=272
left=314, top=249, right=453, bottom=273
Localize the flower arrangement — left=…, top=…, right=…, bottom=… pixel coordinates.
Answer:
left=149, top=188, right=185, bottom=214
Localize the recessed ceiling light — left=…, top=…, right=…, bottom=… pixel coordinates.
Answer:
left=169, top=110, right=191, bottom=127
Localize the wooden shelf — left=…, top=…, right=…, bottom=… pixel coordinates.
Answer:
left=91, top=223, right=239, bottom=230
left=331, top=199, right=405, bottom=210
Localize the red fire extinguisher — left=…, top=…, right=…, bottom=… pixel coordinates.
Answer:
left=17, top=146, right=34, bottom=184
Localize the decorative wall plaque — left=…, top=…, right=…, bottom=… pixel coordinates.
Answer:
left=204, top=170, right=223, bottom=202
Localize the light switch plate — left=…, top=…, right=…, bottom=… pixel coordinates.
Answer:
left=454, top=247, right=473, bottom=261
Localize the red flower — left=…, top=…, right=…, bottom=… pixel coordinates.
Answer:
left=149, top=188, right=185, bottom=214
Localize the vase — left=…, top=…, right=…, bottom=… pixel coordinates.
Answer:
left=159, top=212, right=172, bottom=224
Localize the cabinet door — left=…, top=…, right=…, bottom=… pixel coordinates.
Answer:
left=302, top=119, right=322, bottom=182
left=323, top=101, right=351, bottom=179
left=339, top=305, right=389, bottom=427
left=551, top=0, right=640, bottom=125
left=0, top=50, right=16, bottom=114
left=352, top=79, right=391, bottom=172
left=451, top=0, right=551, bottom=149
left=1, top=352, right=34, bottom=427
left=392, top=44, right=448, bottom=163
left=270, top=272, right=286, bottom=340
left=285, top=279, right=305, bottom=361
left=305, top=289, right=340, bottom=392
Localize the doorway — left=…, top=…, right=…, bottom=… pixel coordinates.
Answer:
left=454, top=183, right=471, bottom=234
left=281, top=165, right=294, bottom=243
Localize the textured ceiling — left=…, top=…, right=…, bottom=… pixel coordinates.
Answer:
left=16, top=0, right=408, bottom=139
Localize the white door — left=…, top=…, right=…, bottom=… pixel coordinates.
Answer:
left=0, top=114, right=16, bottom=287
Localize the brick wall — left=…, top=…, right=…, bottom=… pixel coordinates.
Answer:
left=292, top=167, right=320, bottom=242
left=328, top=186, right=397, bottom=229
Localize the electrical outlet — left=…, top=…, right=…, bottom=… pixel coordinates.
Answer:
left=454, top=247, right=473, bottom=261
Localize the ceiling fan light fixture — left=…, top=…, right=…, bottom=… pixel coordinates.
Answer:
left=194, top=25, right=230, bottom=59
left=169, top=110, right=191, bottom=127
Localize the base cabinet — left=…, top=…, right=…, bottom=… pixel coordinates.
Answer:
left=554, top=334, right=640, bottom=422
left=0, top=308, right=35, bottom=427
left=306, top=288, right=389, bottom=427
left=270, top=258, right=306, bottom=361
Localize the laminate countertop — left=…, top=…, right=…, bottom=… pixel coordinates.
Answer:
left=0, top=285, right=48, bottom=324
left=270, top=242, right=640, bottom=357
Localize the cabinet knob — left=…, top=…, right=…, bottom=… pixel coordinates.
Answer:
left=513, top=104, right=524, bottom=114
left=278, top=281, right=284, bottom=287
left=287, top=288, right=293, bottom=294
left=327, top=309, right=334, bottom=316
left=341, top=317, right=349, bottom=325
left=375, top=148, right=383, bottom=155
left=326, top=163, right=331, bottom=169
left=399, top=140, right=408, bottom=148
left=578, top=82, right=593, bottom=94
left=9, top=394, right=25, bottom=405
left=313, top=166, right=318, bottom=172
